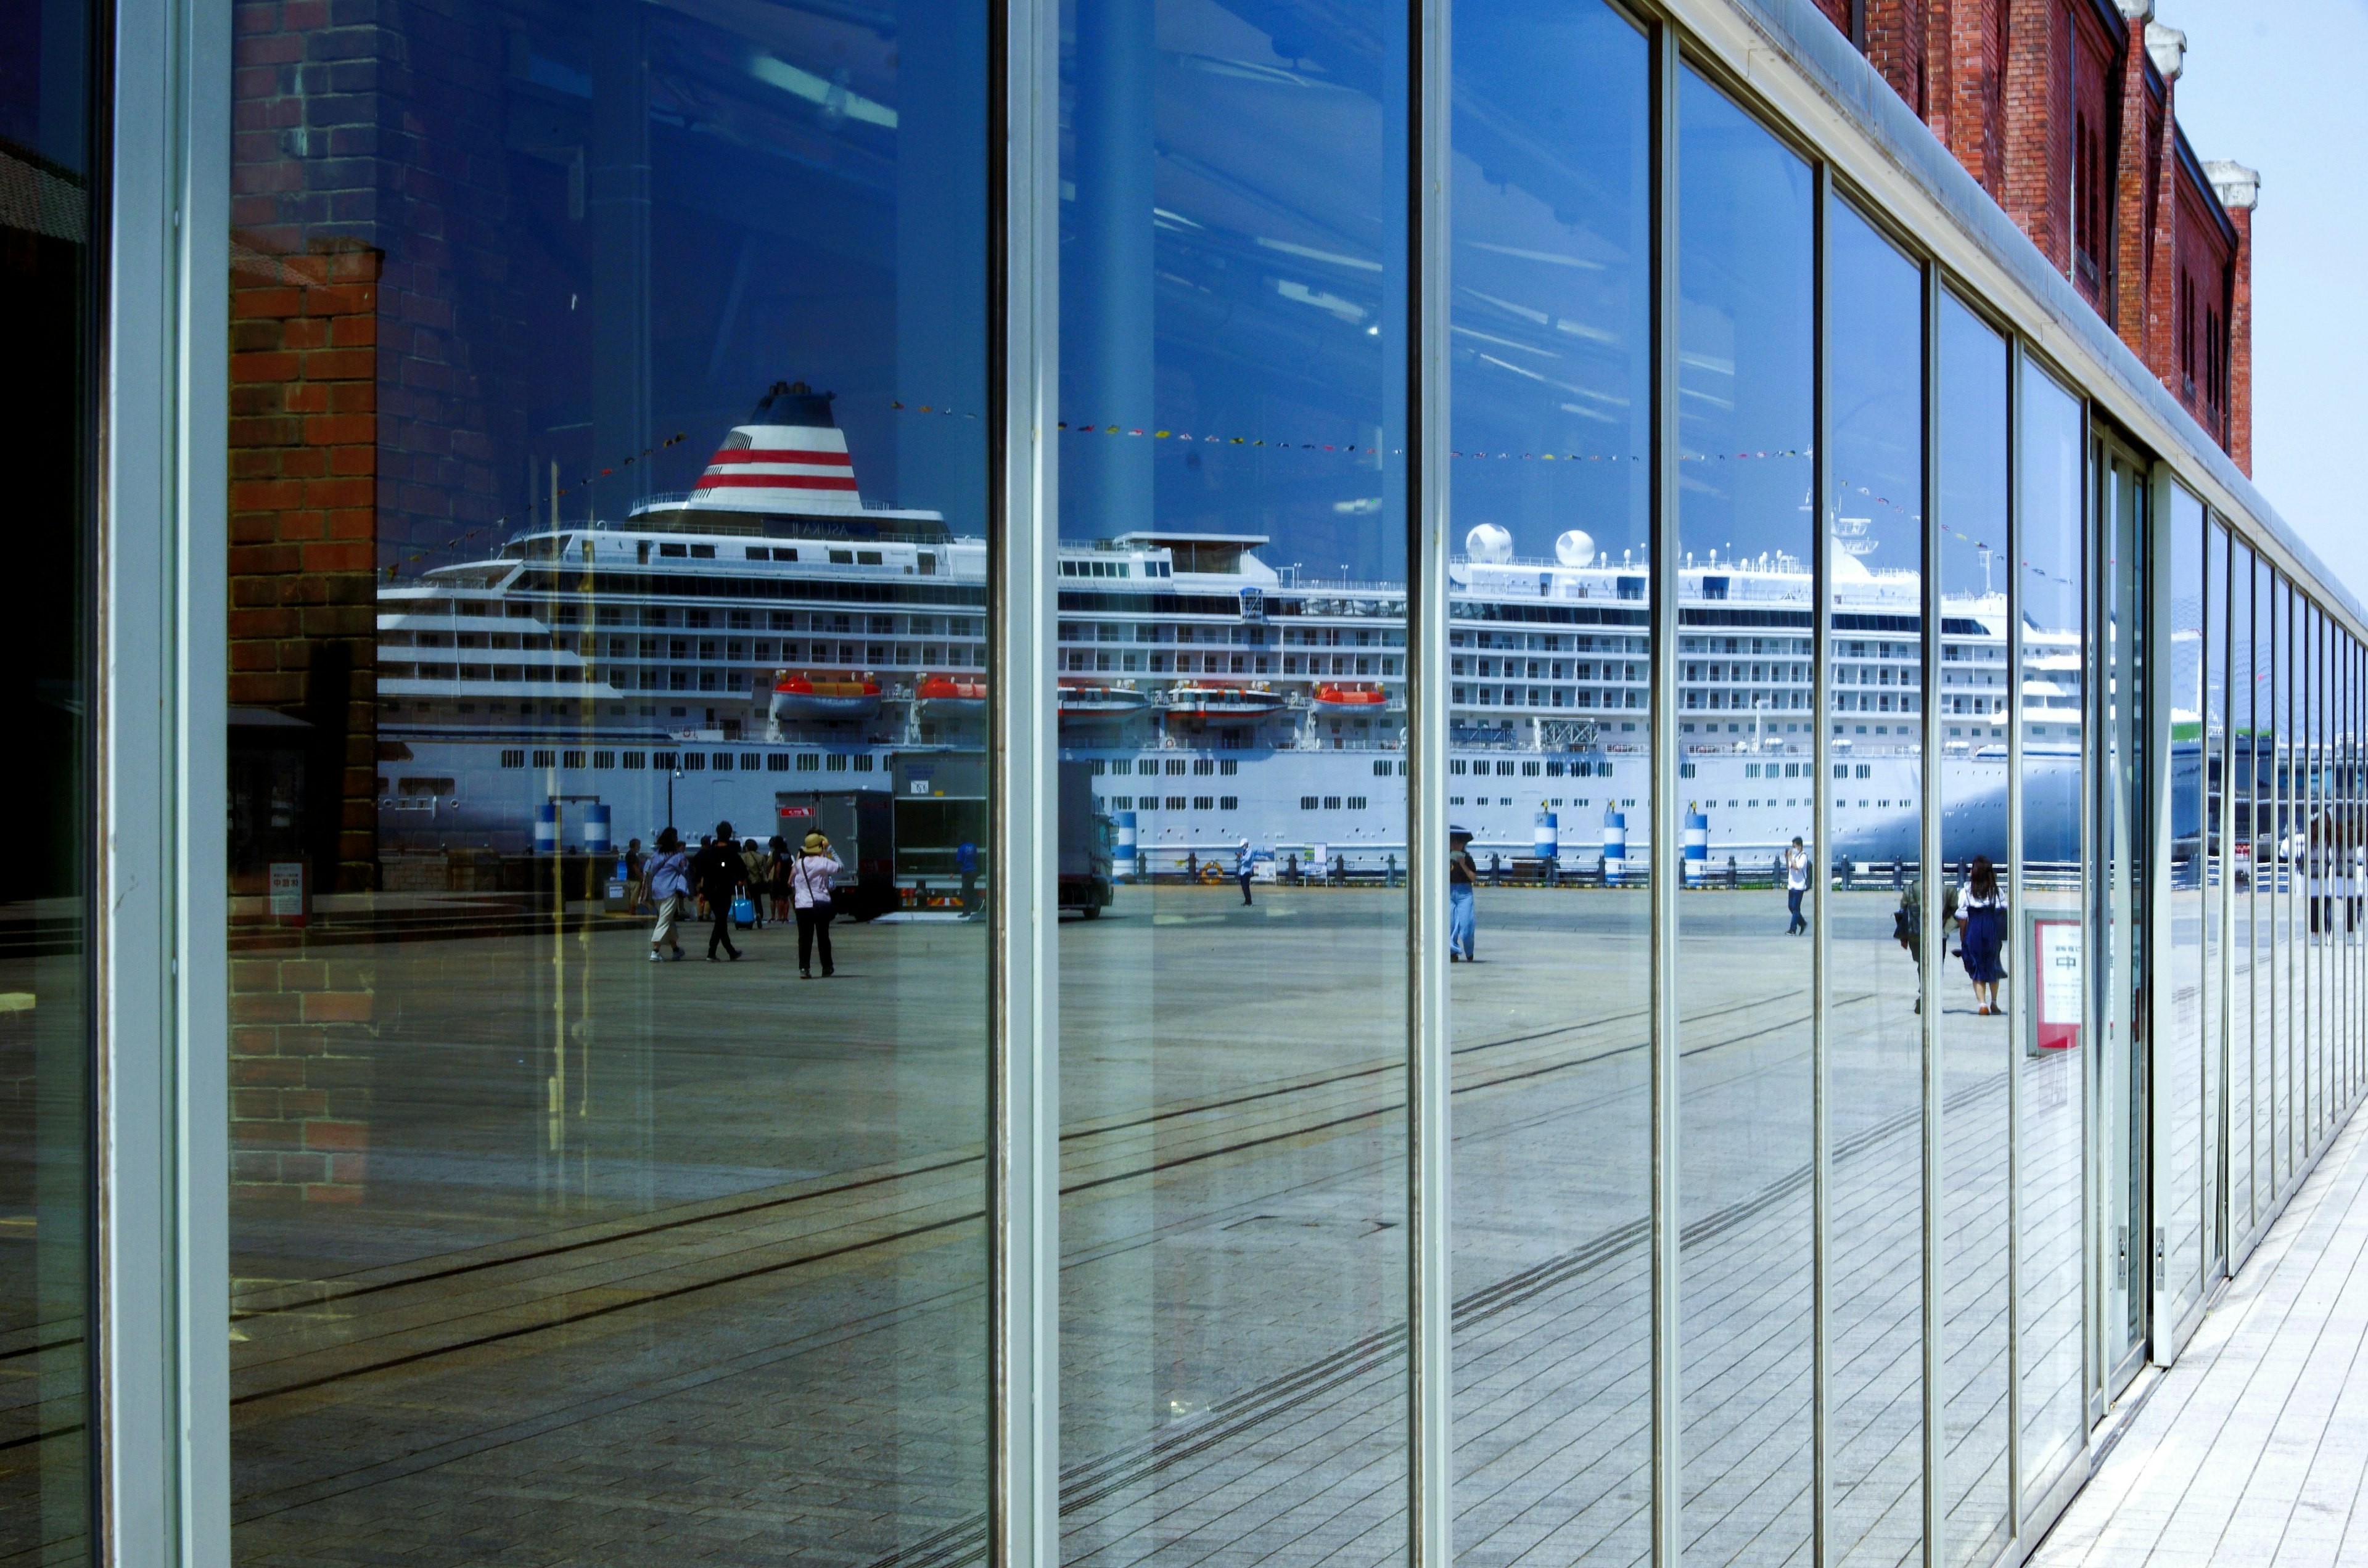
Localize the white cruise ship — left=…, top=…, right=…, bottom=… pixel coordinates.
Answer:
left=373, top=383, right=2076, bottom=879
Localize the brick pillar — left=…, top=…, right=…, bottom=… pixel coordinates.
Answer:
left=1866, top=0, right=1927, bottom=117
left=228, top=236, right=383, bottom=1204
left=2002, top=0, right=2069, bottom=273
left=2143, top=24, right=2185, bottom=396
left=229, top=237, right=381, bottom=892
left=2208, top=162, right=2259, bottom=475
left=2110, top=5, right=2155, bottom=355
left=1946, top=0, right=2007, bottom=199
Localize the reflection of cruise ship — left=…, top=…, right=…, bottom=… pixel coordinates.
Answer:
left=376, top=384, right=2074, bottom=870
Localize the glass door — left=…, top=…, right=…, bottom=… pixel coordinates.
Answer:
left=2095, top=440, right=2150, bottom=1396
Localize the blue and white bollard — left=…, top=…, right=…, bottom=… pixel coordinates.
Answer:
left=1533, top=807, right=1558, bottom=876
left=1682, top=808, right=1709, bottom=886
left=1601, top=808, right=1627, bottom=886
left=1113, top=810, right=1138, bottom=881
left=581, top=803, right=612, bottom=856
left=534, top=800, right=560, bottom=855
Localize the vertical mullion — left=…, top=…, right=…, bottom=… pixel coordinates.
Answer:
left=2002, top=334, right=2026, bottom=1546
left=1809, top=161, right=1835, bottom=1568
left=1409, top=0, right=1453, bottom=1558
left=1919, top=258, right=1946, bottom=1568
left=989, top=0, right=1059, bottom=1558
left=1646, top=25, right=1683, bottom=1568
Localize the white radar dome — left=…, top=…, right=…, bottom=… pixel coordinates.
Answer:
left=1465, top=523, right=1514, bottom=564
left=1554, top=529, right=1597, bottom=567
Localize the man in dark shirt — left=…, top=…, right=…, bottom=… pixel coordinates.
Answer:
left=689, top=819, right=747, bottom=961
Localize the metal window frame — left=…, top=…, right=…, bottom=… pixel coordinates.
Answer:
left=1646, top=22, right=1685, bottom=1565
left=990, top=0, right=1059, bottom=1561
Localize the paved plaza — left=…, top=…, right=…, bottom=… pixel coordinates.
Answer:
left=221, top=885, right=2082, bottom=1567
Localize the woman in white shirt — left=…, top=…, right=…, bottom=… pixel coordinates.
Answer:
left=640, top=826, right=692, bottom=963
left=791, top=831, right=844, bottom=979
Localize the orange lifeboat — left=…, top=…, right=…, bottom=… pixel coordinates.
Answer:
left=915, top=673, right=987, bottom=713
left=1311, top=683, right=1389, bottom=712
left=770, top=671, right=882, bottom=721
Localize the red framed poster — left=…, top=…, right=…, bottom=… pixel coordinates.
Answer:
left=2032, top=916, right=2084, bottom=1051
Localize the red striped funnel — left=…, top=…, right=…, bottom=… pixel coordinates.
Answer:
left=686, top=380, right=862, bottom=514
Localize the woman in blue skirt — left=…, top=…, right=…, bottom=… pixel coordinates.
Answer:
left=1956, top=855, right=2008, bottom=1016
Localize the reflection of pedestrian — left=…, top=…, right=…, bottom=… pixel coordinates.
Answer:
left=1449, top=826, right=1479, bottom=962
left=1957, top=855, right=2008, bottom=1015
left=1784, top=837, right=1809, bottom=934
left=1236, top=837, right=1254, bottom=906
left=689, top=820, right=746, bottom=962
left=957, top=840, right=980, bottom=920
left=791, top=831, right=843, bottom=979
left=767, top=836, right=792, bottom=924
left=642, top=827, right=690, bottom=963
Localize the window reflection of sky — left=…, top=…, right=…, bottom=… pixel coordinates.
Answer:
left=1058, top=0, right=1403, bottom=579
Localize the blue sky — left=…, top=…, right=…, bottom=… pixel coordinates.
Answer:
left=2165, top=0, right=2368, bottom=596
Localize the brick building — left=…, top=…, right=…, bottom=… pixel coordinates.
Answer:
left=1814, top=0, right=2259, bottom=471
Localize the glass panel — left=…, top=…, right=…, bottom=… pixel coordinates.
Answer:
left=2309, top=606, right=2325, bottom=1143
left=2163, top=486, right=2205, bottom=1327
left=1054, top=2, right=1412, bottom=1559
left=1675, top=68, right=1815, bottom=1566
left=2264, top=582, right=2282, bottom=1198
left=2016, top=361, right=2085, bottom=1510
left=2229, top=540, right=2256, bottom=1245
left=0, top=0, right=95, bottom=1553
left=1936, top=293, right=2010, bottom=1568
left=2203, top=519, right=2228, bottom=1274
left=223, top=2, right=993, bottom=1558
left=1447, top=6, right=1650, bottom=1561
left=2255, top=556, right=2277, bottom=1217
left=2097, top=449, right=2145, bottom=1380
left=1825, top=199, right=1924, bottom=1568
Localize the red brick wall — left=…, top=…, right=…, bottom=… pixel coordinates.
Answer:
left=229, top=238, right=381, bottom=891
left=1822, top=0, right=2251, bottom=466
left=228, top=237, right=383, bottom=1204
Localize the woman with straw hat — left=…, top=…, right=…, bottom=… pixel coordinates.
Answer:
left=790, top=829, right=845, bottom=979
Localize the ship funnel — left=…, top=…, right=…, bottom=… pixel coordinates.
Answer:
left=686, top=379, right=863, bottom=515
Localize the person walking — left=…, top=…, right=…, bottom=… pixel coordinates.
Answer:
left=739, top=837, right=768, bottom=930
left=1784, top=835, right=1810, bottom=934
left=790, top=830, right=844, bottom=978
left=689, top=820, right=747, bottom=961
left=957, top=839, right=980, bottom=921
left=1957, top=855, right=2008, bottom=1015
left=767, top=835, right=793, bottom=926
left=641, top=827, right=691, bottom=963
left=1235, top=837, right=1254, bottom=906
left=1448, top=826, right=1479, bottom=962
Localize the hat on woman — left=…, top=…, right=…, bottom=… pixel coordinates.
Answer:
left=803, top=832, right=828, bottom=853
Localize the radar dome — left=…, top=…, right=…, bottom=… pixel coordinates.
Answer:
left=1465, top=523, right=1514, bottom=564
left=1554, top=529, right=1597, bottom=568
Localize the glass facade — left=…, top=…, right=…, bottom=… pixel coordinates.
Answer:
left=33, top=2, right=2368, bottom=1566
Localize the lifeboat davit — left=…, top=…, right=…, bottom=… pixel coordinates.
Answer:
left=1164, top=681, right=1286, bottom=725
left=915, top=673, right=987, bottom=714
left=1058, top=681, right=1153, bottom=723
left=771, top=672, right=882, bottom=723
left=1311, top=683, right=1389, bottom=712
